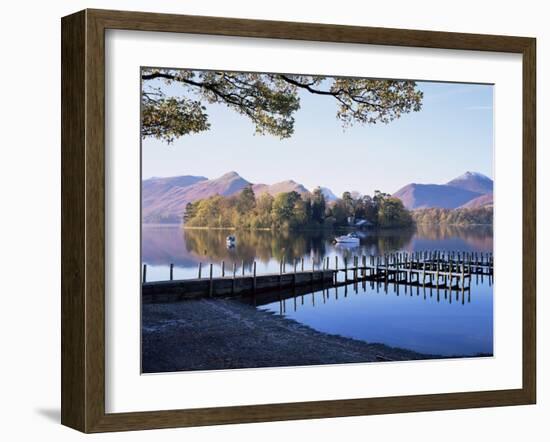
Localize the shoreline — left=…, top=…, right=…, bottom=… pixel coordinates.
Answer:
left=142, top=298, right=441, bottom=373
left=143, top=223, right=491, bottom=230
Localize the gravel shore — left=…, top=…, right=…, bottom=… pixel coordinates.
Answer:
left=142, top=298, right=434, bottom=373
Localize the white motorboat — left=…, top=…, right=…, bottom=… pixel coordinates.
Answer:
left=334, top=233, right=360, bottom=244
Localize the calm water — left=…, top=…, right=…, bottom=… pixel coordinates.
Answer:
left=142, top=225, right=493, bottom=356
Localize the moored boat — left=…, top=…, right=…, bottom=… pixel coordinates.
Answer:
left=333, top=233, right=360, bottom=244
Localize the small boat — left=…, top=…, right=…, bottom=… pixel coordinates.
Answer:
left=226, top=235, right=236, bottom=247
left=334, top=233, right=360, bottom=244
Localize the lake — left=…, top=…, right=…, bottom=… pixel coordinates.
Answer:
left=142, top=224, right=493, bottom=357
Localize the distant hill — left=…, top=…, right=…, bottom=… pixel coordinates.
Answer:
left=143, top=169, right=493, bottom=223
left=142, top=171, right=250, bottom=223
left=142, top=172, right=321, bottom=223
left=393, top=172, right=493, bottom=210
left=459, top=192, right=493, bottom=209
left=447, top=171, right=493, bottom=194
left=393, top=184, right=483, bottom=209
left=252, top=180, right=309, bottom=197
left=320, top=187, right=338, bottom=202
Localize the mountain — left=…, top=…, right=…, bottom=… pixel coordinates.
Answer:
left=392, top=172, right=493, bottom=210
left=142, top=171, right=250, bottom=223
left=393, top=184, right=483, bottom=210
left=447, top=171, right=493, bottom=194
left=459, top=192, right=493, bottom=209
left=320, top=187, right=338, bottom=202
left=142, top=172, right=312, bottom=223
left=252, top=180, right=309, bottom=197
left=186, top=171, right=251, bottom=198
left=142, top=175, right=207, bottom=215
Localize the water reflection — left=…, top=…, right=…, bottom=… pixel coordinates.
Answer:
left=142, top=225, right=492, bottom=281
left=256, top=276, right=493, bottom=357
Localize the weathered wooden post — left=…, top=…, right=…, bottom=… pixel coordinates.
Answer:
left=169, top=263, right=173, bottom=281
left=232, top=262, right=236, bottom=294
left=253, top=261, right=257, bottom=291
left=198, top=262, right=202, bottom=279
left=344, top=257, right=348, bottom=282
left=142, top=264, right=147, bottom=283
left=221, top=260, right=225, bottom=277
left=242, top=260, right=245, bottom=276
left=209, top=263, right=214, bottom=297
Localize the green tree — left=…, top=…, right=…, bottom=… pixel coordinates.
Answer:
left=411, top=207, right=493, bottom=225
left=292, top=198, right=309, bottom=228
left=358, top=195, right=377, bottom=223
left=328, top=200, right=349, bottom=226
left=310, top=187, right=326, bottom=224
left=341, top=191, right=355, bottom=218
left=186, top=196, right=223, bottom=227
left=377, top=197, right=413, bottom=227
left=253, top=193, right=275, bottom=228
left=183, top=202, right=197, bottom=223
left=236, top=185, right=256, bottom=215
left=271, top=191, right=301, bottom=229
left=141, top=70, right=423, bottom=143
left=372, top=190, right=390, bottom=209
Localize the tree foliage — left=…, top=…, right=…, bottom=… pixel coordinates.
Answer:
left=411, top=207, right=493, bottom=225
left=377, top=197, right=413, bottom=227
left=184, top=186, right=413, bottom=230
left=141, top=69, right=423, bottom=143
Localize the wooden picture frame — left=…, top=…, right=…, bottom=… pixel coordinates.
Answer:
left=61, top=8, right=536, bottom=433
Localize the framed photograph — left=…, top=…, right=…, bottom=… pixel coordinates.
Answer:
left=61, top=9, right=536, bottom=433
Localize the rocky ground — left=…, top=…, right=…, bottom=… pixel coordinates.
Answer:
left=142, top=298, right=436, bottom=373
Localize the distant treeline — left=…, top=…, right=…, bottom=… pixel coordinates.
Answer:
left=411, top=207, right=493, bottom=225
left=183, top=186, right=413, bottom=230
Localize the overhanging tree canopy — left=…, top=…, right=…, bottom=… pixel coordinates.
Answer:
left=141, top=69, right=423, bottom=143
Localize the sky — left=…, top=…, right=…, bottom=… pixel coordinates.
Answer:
left=141, top=72, right=493, bottom=196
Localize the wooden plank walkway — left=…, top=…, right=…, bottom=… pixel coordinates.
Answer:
left=142, top=250, right=492, bottom=302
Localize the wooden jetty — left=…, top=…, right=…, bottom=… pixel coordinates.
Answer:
left=142, top=250, right=492, bottom=304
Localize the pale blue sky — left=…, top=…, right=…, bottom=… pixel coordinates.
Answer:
left=142, top=74, right=493, bottom=196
